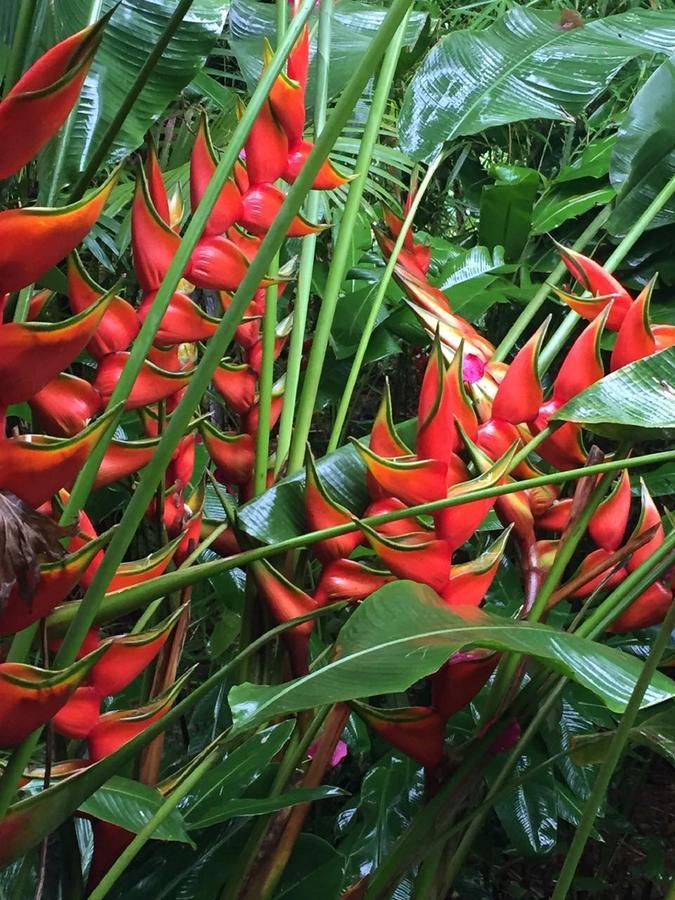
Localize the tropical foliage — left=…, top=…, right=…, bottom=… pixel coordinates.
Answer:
left=0, top=0, right=674, bottom=898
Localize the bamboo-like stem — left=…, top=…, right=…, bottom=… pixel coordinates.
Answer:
left=552, top=600, right=675, bottom=899
left=2, top=0, right=40, bottom=94
left=275, top=0, right=333, bottom=475
left=286, top=11, right=412, bottom=473
left=327, top=145, right=447, bottom=453
left=540, top=171, right=675, bottom=372
left=491, top=204, right=611, bottom=362
left=69, top=0, right=198, bottom=201
left=88, top=740, right=227, bottom=900
left=46, top=447, right=675, bottom=634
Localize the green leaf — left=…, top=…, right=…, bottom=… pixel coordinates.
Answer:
left=181, top=722, right=294, bottom=827
left=228, top=583, right=675, bottom=732
left=492, top=751, right=558, bottom=856
left=553, top=346, right=675, bottom=438
left=642, top=461, right=675, bottom=498
left=532, top=180, right=615, bottom=234
left=555, top=135, right=615, bottom=184
left=77, top=776, right=192, bottom=843
left=336, top=752, right=424, bottom=886
left=610, top=55, right=675, bottom=237
left=276, top=835, right=346, bottom=900
left=40, top=0, right=227, bottom=191
left=228, top=0, right=425, bottom=108
left=479, top=172, right=538, bottom=260
left=188, top=786, right=346, bottom=829
left=571, top=703, right=675, bottom=767
left=399, top=8, right=675, bottom=160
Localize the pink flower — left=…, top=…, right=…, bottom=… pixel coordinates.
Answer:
left=308, top=738, right=348, bottom=768
left=463, top=353, right=486, bottom=384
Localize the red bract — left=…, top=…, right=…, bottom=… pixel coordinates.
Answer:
left=610, top=279, right=656, bottom=371
left=30, top=373, right=102, bottom=437
left=491, top=321, right=547, bottom=425
left=313, top=558, right=394, bottom=606
left=305, top=452, right=362, bottom=563
left=557, top=245, right=632, bottom=330
left=354, top=441, right=447, bottom=506
left=357, top=704, right=445, bottom=771
left=93, top=353, right=193, bottom=409
left=360, top=522, right=450, bottom=594
left=0, top=20, right=106, bottom=180
left=191, top=115, right=242, bottom=235
left=441, top=529, right=511, bottom=607
left=431, top=649, right=499, bottom=721
left=588, top=471, right=631, bottom=552
left=0, top=172, right=116, bottom=292
left=212, top=359, right=257, bottom=413
left=200, top=420, right=254, bottom=485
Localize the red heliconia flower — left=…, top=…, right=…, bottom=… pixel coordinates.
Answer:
left=265, top=38, right=306, bottom=146
left=374, top=227, right=429, bottom=282
left=93, top=352, right=193, bottom=409
left=212, top=359, right=257, bottom=414
left=627, top=481, right=664, bottom=573
left=200, top=519, right=241, bottom=556
left=535, top=497, right=574, bottom=532
left=87, top=821, right=135, bottom=895
left=239, top=182, right=325, bottom=238
left=434, top=447, right=515, bottom=551
left=241, top=98, right=288, bottom=186
left=588, top=470, right=631, bottom=552
left=357, top=704, right=444, bottom=771
left=491, top=321, right=547, bottom=425
left=570, top=548, right=627, bottom=598
left=363, top=497, right=429, bottom=538
left=608, top=580, right=673, bottom=633
left=431, top=649, right=499, bottom=722
left=132, top=169, right=182, bottom=293
left=200, top=420, right=254, bottom=485
left=551, top=309, right=607, bottom=406
left=94, top=436, right=161, bottom=490
left=90, top=609, right=183, bottom=696
left=313, top=558, right=394, bottom=606
left=0, top=285, right=114, bottom=408
left=241, top=377, right=285, bottom=436
left=68, top=253, right=139, bottom=359
left=190, top=115, right=243, bottom=235
left=360, top=521, right=450, bottom=594
left=0, top=172, right=116, bottom=292
left=381, top=203, right=431, bottom=276
left=369, top=381, right=411, bottom=461
left=440, top=528, right=511, bottom=607
left=0, top=409, right=116, bottom=508
left=186, top=235, right=253, bottom=292
left=138, top=289, right=220, bottom=345
left=167, top=433, right=196, bottom=490
left=87, top=676, right=187, bottom=762
left=246, top=312, right=293, bottom=374
left=417, top=339, right=477, bottom=462
left=0, top=532, right=109, bottom=636
left=288, top=22, right=310, bottom=89
left=282, top=139, right=350, bottom=190
left=531, top=400, right=587, bottom=470
left=305, top=451, right=362, bottom=563
left=250, top=558, right=319, bottom=673
left=30, top=373, right=102, bottom=437
left=0, top=19, right=106, bottom=180
left=51, top=685, right=101, bottom=740
left=556, top=245, right=632, bottom=330
left=0, top=648, right=104, bottom=747
left=610, top=279, right=656, bottom=371
left=354, top=441, right=447, bottom=506
left=79, top=534, right=182, bottom=595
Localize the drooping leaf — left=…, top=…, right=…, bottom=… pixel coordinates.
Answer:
left=228, top=583, right=675, bottom=732
left=532, top=180, right=615, bottom=234
left=609, top=55, right=675, bottom=237
left=554, top=346, right=675, bottom=438
left=39, top=0, right=227, bottom=192
left=399, top=8, right=675, bottom=160
left=77, top=775, right=192, bottom=843
left=188, top=787, right=346, bottom=830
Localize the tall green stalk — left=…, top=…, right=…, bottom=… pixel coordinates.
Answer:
left=327, top=147, right=447, bottom=452
left=540, top=171, right=675, bottom=371
left=275, top=0, right=333, bottom=475
left=286, top=12, right=412, bottom=473
left=2, top=0, right=39, bottom=94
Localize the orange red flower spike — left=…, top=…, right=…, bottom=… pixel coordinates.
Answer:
left=241, top=98, right=288, bottom=186
left=0, top=20, right=106, bottom=180
left=608, top=580, right=673, bottom=633
left=138, top=290, right=220, bottom=345
left=360, top=522, right=450, bottom=594
left=30, top=373, right=102, bottom=437
left=627, top=481, right=664, bottom=573
left=305, top=451, right=361, bottom=563
left=431, top=649, right=498, bottom=721
left=353, top=440, right=447, bottom=506
left=0, top=171, right=116, bottom=292
left=51, top=685, right=101, bottom=740
left=186, top=235, right=252, bottom=292
left=94, top=436, right=161, bottom=489
left=313, top=558, right=394, bottom=606
left=282, top=139, right=350, bottom=190
left=441, top=528, right=511, bottom=607
left=239, top=183, right=325, bottom=238
left=200, top=420, right=255, bottom=485
left=190, top=115, right=242, bottom=235
left=0, top=283, right=114, bottom=408
left=491, top=320, right=548, bottom=424
left=0, top=648, right=105, bottom=747
left=610, top=279, right=656, bottom=371
left=557, top=245, right=633, bottom=329
left=131, top=171, right=182, bottom=293
left=212, top=359, right=257, bottom=414
left=94, top=353, right=193, bottom=409
left=370, top=381, right=411, bottom=459
left=589, top=471, right=631, bottom=552
left=552, top=310, right=607, bottom=406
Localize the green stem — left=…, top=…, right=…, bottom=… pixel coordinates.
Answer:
left=253, top=257, right=279, bottom=495
left=2, top=0, right=39, bottom=94
left=46, top=448, right=675, bottom=634
left=275, top=0, right=333, bottom=475
left=12, top=284, right=34, bottom=323
left=286, top=9, right=412, bottom=473
left=88, top=740, right=226, bottom=900
left=552, top=600, right=675, bottom=900
left=540, top=171, right=675, bottom=372
left=69, top=0, right=197, bottom=202
left=327, top=146, right=448, bottom=453
left=491, top=204, right=611, bottom=363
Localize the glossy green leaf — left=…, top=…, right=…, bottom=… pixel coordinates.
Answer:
left=40, top=0, right=227, bottom=191
left=610, top=56, right=675, bottom=237
left=276, top=834, right=346, bottom=900
left=399, top=8, right=675, bottom=160
left=641, top=461, right=675, bottom=498
left=187, top=787, right=347, bottom=830
left=571, top=703, right=675, bottom=767
left=180, top=722, right=294, bottom=827
left=229, top=582, right=675, bottom=732
left=336, top=752, right=424, bottom=886
left=78, top=776, right=192, bottom=843
left=554, top=346, right=675, bottom=438
left=228, top=0, right=425, bottom=108
left=479, top=172, right=538, bottom=260
left=555, top=135, right=615, bottom=184
left=532, top=180, right=615, bottom=234
left=492, top=751, right=558, bottom=856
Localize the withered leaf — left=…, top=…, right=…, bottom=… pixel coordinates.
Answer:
left=558, top=8, right=584, bottom=29
left=0, top=491, right=75, bottom=610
